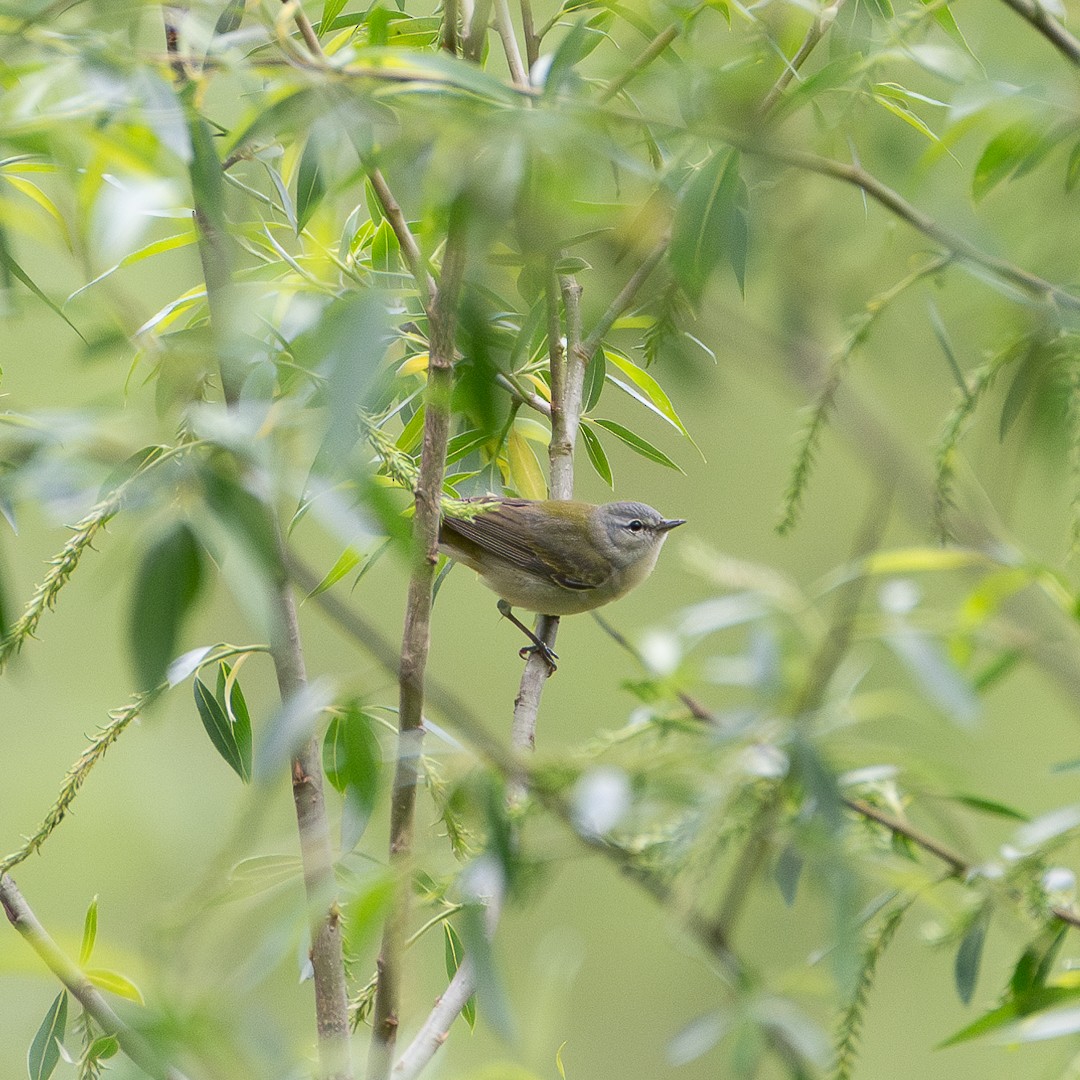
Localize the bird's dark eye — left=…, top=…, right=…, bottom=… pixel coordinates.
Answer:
left=627, top=519, right=644, bottom=532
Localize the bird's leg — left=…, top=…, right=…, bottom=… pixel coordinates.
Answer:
left=497, top=599, right=558, bottom=671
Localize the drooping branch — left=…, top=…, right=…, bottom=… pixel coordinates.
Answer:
left=757, top=0, right=848, bottom=118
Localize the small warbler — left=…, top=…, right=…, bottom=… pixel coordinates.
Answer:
left=439, top=497, right=685, bottom=668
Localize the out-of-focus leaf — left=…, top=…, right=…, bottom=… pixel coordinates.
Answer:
left=322, top=703, right=381, bottom=851
left=2, top=175, right=71, bottom=247
left=864, top=0, right=894, bottom=17
left=668, top=1011, right=728, bottom=1066
left=396, top=404, right=426, bottom=453
left=79, top=896, right=98, bottom=966
left=1000, top=345, right=1037, bottom=440
left=129, top=521, right=204, bottom=690
left=972, top=121, right=1055, bottom=202
left=670, top=150, right=748, bottom=304
left=254, top=679, right=335, bottom=781
left=27, top=991, right=66, bottom=1080
left=199, top=465, right=283, bottom=582
left=918, top=0, right=977, bottom=59
left=949, top=793, right=1029, bottom=821
left=542, top=19, right=594, bottom=97
left=955, top=909, right=989, bottom=1004
left=886, top=625, right=979, bottom=726
left=85, top=969, right=143, bottom=1003
left=296, top=135, right=327, bottom=233
left=591, top=419, right=683, bottom=471
left=68, top=230, right=198, bottom=301
left=1011, top=926, right=1068, bottom=999
left=443, top=923, right=477, bottom=1029
left=0, top=243, right=86, bottom=342
left=226, top=88, right=323, bottom=157
left=507, top=428, right=547, bottom=499
left=774, top=844, right=803, bottom=907
left=343, top=871, right=395, bottom=959
left=186, top=108, right=227, bottom=238
left=318, top=0, right=349, bottom=33
left=580, top=423, right=613, bottom=487
left=87, top=1035, right=119, bottom=1061
left=1066, top=140, right=1080, bottom=193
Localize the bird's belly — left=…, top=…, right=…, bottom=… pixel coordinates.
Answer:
left=474, top=565, right=617, bottom=616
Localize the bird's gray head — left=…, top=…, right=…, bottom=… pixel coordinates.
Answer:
left=593, top=501, right=686, bottom=570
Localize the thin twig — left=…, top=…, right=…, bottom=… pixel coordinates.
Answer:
left=519, top=0, right=539, bottom=68
left=462, top=0, right=493, bottom=62
left=1, top=874, right=192, bottom=1080
left=441, top=0, right=460, bottom=54
left=757, top=0, right=847, bottom=118
left=598, top=23, right=679, bottom=104
left=997, top=0, right=1080, bottom=67
left=368, top=218, right=469, bottom=1080
left=283, top=0, right=323, bottom=56
left=493, top=0, right=528, bottom=86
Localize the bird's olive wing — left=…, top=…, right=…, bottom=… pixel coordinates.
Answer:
left=441, top=500, right=610, bottom=591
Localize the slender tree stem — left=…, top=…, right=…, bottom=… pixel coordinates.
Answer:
left=757, top=0, right=847, bottom=118
left=368, top=221, right=469, bottom=1080
left=598, top=23, right=679, bottom=103
left=462, top=0, right=493, bottom=62
left=441, top=0, right=460, bottom=54
left=519, top=0, right=539, bottom=69
left=493, top=0, right=528, bottom=86
left=997, top=0, right=1080, bottom=66
left=0, top=874, right=191, bottom=1080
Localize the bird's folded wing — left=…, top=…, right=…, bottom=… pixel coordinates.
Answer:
left=441, top=500, right=610, bottom=591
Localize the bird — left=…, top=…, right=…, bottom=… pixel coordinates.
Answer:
left=438, top=496, right=685, bottom=669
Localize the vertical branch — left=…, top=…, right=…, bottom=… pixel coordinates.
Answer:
left=441, top=0, right=460, bottom=54
left=166, top=6, right=352, bottom=1074
left=519, top=0, right=539, bottom=69
left=492, top=0, right=528, bottom=86
left=368, top=220, right=469, bottom=1080
left=462, top=0, right=493, bottom=62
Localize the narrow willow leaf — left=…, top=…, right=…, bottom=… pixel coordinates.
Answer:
left=872, top=93, right=942, bottom=146
left=949, top=793, right=1029, bottom=821
left=940, top=986, right=1080, bottom=1047
left=194, top=677, right=249, bottom=781
left=79, top=896, right=98, bottom=965
left=1066, top=140, right=1080, bottom=193
left=2, top=175, right=71, bottom=247
left=68, top=231, right=198, bottom=302
left=670, top=150, right=748, bottom=303
left=955, top=911, right=989, bottom=1004
left=217, top=662, right=253, bottom=779
left=129, top=521, right=204, bottom=690
left=443, top=923, right=477, bottom=1029
left=307, top=548, right=362, bottom=598
left=972, top=121, right=1054, bottom=202
left=322, top=704, right=381, bottom=851
left=592, top=419, right=683, bottom=471
left=918, top=0, right=977, bottom=59
left=296, top=134, right=326, bottom=233
left=774, top=844, right=803, bottom=907
left=27, top=991, right=66, bottom=1080
left=604, top=349, right=692, bottom=437
left=199, top=466, right=282, bottom=581
left=582, top=347, right=606, bottom=413
left=370, top=219, right=400, bottom=274
left=0, top=244, right=86, bottom=342
left=85, top=968, right=143, bottom=1003
left=507, top=428, right=547, bottom=499
left=580, top=423, right=613, bottom=487
left=396, top=404, right=426, bottom=453
left=318, top=0, right=349, bottom=33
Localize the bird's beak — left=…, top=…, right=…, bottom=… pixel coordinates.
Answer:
left=658, top=518, right=686, bottom=532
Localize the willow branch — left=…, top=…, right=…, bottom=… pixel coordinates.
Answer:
left=757, top=0, right=847, bottom=118
left=724, top=137, right=1080, bottom=311
left=598, top=23, right=680, bottom=103
left=579, top=237, right=668, bottom=360
left=492, top=0, right=528, bottom=86
left=462, top=0, right=493, bottom=63
left=519, top=0, right=539, bottom=68
left=391, top=961, right=477, bottom=1080
left=283, top=0, right=323, bottom=56
left=441, top=0, right=460, bottom=53
left=1, top=874, right=191, bottom=1080
left=997, top=0, right=1080, bottom=67
left=368, top=219, right=468, bottom=1080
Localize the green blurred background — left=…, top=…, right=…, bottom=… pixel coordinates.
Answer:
left=4, top=1, right=1080, bottom=1078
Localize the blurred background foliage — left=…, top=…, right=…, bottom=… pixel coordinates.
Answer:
left=4, top=0, right=1080, bottom=1078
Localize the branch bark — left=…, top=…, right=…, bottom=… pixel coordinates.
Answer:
left=368, top=218, right=469, bottom=1080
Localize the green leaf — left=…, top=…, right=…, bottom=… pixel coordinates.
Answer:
left=296, top=134, right=327, bottom=233
left=307, top=548, right=363, bottom=598
left=590, top=419, right=683, bottom=471
left=579, top=423, right=613, bottom=487
left=27, top=991, right=66, bottom=1080
left=186, top=109, right=227, bottom=239
left=0, top=242, right=86, bottom=342
left=219, top=661, right=253, bottom=772
left=871, top=93, right=943, bottom=146
left=322, top=703, right=381, bottom=851
left=972, top=121, right=1055, bottom=203
left=940, top=985, right=1080, bottom=1047
left=1067, top=140, right=1080, bottom=193
left=129, top=521, right=204, bottom=690
left=774, top=844, right=803, bottom=907
left=955, top=910, right=988, bottom=1004
left=670, top=150, right=748, bottom=304
left=949, top=793, right=1029, bottom=822
left=87, top=1034, right=119, bottom=1061
left=85, top=968, right=144, bottom=1003
left=603, top=349, right=692, bottom=438
left=79, top=896, right=98, bottom=966
left=199, top=465, right=283, bottom=583
left=318, top=0, right=349, bottom=33
left=370, top=219, right=400, bottom=274
left=582, top=346, right=606, bottom=413
left=444, top=923, right=477, bottom=1029
left=194, top=676, right=251, bottom=782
